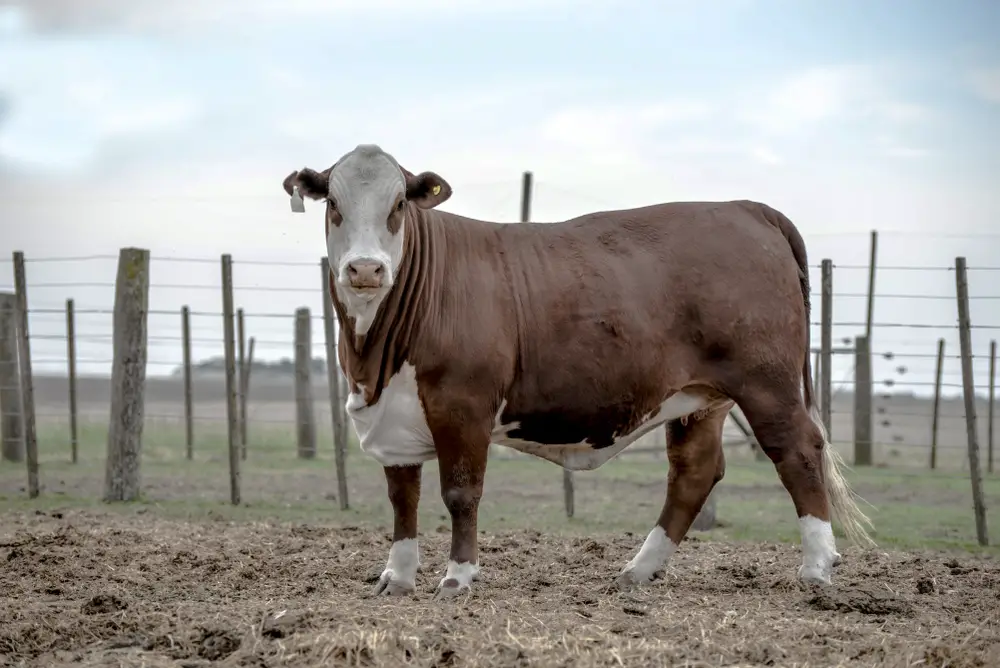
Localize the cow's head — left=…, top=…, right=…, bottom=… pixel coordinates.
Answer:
left=282, top=144, right=452, bottom=335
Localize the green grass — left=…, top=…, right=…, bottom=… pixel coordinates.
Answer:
left=2, top=417, right=998, bottom=557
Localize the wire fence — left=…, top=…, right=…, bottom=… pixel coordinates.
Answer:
left=0, top=239, right=998, bottom=550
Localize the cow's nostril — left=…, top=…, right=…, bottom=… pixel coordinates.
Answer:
left=374, top=265, right=383, bottom=275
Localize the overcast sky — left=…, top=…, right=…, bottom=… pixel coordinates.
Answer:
left=0, top=0, right=998, bottom=400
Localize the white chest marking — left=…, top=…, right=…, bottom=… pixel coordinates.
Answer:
left=345, top=362, right=436, bottom=467
left=490, top=391, right=712, bottom=471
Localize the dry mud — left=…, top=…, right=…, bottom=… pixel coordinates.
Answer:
left=1, top=510, right=999, bottom=667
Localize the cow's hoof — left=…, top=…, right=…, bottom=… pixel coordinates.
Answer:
left=832, top=551, right=843, bottom=567
left=372, top=572, right=415, bottom=597
left=615, top=568, right=663, bottom=591
left=797, top=563, right=833, bottom=586
left=433, top=577, right=471, bottom=599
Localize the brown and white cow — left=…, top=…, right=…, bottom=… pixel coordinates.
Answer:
left=282, top=144, right=875, bottom=599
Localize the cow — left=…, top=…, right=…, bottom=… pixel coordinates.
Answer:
left=282, top=143, right=875, bottom=599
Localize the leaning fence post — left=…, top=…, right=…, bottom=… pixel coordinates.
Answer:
left=988, top=339, right=996, bottom=475
left=930, top=338, right=945, bottom=470
left=0, top=292, right=23, bottom=464
left=12, top=253, right=39, bottom=497
left=820, top=259, right=833, bottom=437
left=237, top=307, right=248, bottom=460
left=321, top=257, right=349, bottom=509
left=221, top=255, right=241, bottom=505
left=954, top=256, right=988, bottom=546
left=181, top=305, right=194, bottom=460
left=66, top=298, right=78, bottom=464
left=294, top=307, right=317, bottom=459
left=103, top=247, right=151, bottom=502
left=853, top=335, right=873, bottom=466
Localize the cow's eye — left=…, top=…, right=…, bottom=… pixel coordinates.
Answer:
left=327, top=198, right=337, bottom=211
left=396, top=200, right=404, bottom=212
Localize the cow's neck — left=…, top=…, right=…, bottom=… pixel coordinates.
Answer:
left=332, top=207, right=431, bottom=406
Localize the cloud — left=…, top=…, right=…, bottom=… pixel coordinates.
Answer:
left=0, top=0, right=611, bottom=34
left=968, top=66, right=1000, bottom=104
left=742, top=65, right=930, bottom=136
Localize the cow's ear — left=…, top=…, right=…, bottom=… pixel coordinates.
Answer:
left=404, top=170, right=452, bottom=210
left=282, top=168, right=330, bottom=212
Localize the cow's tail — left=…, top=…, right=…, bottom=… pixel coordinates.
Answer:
left=762, top=203, right=876, bottom=549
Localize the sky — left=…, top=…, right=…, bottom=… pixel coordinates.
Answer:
left=0, top=0, right=998, bottom=402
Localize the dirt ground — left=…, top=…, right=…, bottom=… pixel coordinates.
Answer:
left=2, top=509, right=999, bottom=668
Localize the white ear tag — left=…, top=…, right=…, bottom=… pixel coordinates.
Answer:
left=289, top=186, right=306, bottom=213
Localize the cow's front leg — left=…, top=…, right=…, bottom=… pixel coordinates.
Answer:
left=433, top=427, right=490, bottom=599
left=374, top=464, right=422, bottom=596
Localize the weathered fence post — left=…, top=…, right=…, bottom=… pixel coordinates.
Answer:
left=691, top=489, right=718, bottom=531
left=989, top=339, right=996, bottom=475
left=12, top=253, right=39, bottom=496
left=221, top=255, right=241, bottom=505
left=930, top=338, right=945, bottom=470
left=820, top=259, right=833, bottom=437
left=954, top=256, right=988, bottom=546
left=243, top=336, right=256, bottom=456
left=237, top=307, right=248, bottom=460
left=521, top=170, right=573, bottom=516
left=295, top=307, right=317, bottom=459
left=321, top=257, right=349, bottom=509
left=103, top=247, right=150, bottom=502
left=181, top=305, right=194, bottom=460
left=854, top=335, right=873, bottom=466
left=66, top=298, right=78, bottom=464
left=0, top=293, right=23, bottom=463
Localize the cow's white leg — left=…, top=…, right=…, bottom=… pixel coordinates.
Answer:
left=617, top=410, right=727, bottom=590
left=436, top=560, right=480, bottom=596
left=797, top=515, right=841, bottom=585
left=375, top=464, right=422, bottom=596
left=374, top=538, right=420, bottom=595
left=617, top=526, right=677, bottom=586
left=430, top=415, right=491, bottom=600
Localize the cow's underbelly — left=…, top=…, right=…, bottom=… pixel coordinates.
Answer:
left=345, top=364, right=718, bottom=470
left=490, top=392, right=713, bottom=471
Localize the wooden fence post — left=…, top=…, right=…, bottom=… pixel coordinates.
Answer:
left=295, top=307, right=317, bottom=459
left=237, top=307, right=248, bottom=460
left=12, top=253, right=38, bottom=497
left=820, top=259, right=833, bottom=437
left=954, top=256, right=988, bottom=545
left=0, top=292, right=23, bottom=463
left=854, top=335, right=873, bottom=466
left=221, top=255, right=241, bottom=505
left=321, top=257, right=349, bottom=509
left=930, top=338, right=945, bottom=470
left=181, top=305, right=194, bottom=460
left=988, top=339, right=996, bottom=475
left=103, top=247, right=150, bottom=502
left=243, top=336, right=256, bottom=456
left=66, top=298, right=78, bottom=464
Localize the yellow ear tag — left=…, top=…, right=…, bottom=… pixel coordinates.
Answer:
left=431, top=185, right=442, bottom=196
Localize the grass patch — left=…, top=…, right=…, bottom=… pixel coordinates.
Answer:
left=1, top=417, right=998, bottom=556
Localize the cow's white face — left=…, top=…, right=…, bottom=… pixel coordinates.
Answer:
left=283, top=144, right=452, bottom=336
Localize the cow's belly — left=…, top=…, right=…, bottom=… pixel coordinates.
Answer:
left=490, top=392, right=712, bottom=471
left=345, top=362, right=437, bottom=467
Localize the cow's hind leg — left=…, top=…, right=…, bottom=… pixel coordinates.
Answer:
left=374, top=464, right=422, bottom=596
left=617, top=407, right=728, bottom=589
left=735, top=382, right=874, bottom=585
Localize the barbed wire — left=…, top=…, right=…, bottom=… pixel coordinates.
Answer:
left=7, top=282, right=1000, bottom=304
left=3, top=252, right=1000, bottom=272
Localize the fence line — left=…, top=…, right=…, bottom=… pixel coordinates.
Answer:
left=1, top=246, right=997, bottom=545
